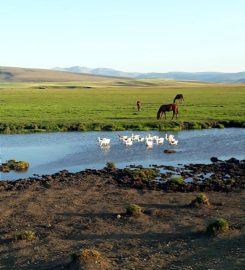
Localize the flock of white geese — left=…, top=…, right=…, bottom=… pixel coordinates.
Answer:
left=97, top=133, right=178, bottom=148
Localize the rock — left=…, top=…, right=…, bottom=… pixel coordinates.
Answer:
left=164, top=149, right=176, bottom=154
left=210, top=157, right=219, bottom=163
left=226, top=158, right=239, bottom=164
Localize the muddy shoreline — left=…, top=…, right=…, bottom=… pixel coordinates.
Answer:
left=0, top=158, right=244, bottom=270
left=1, top=157, right=244, bottom=192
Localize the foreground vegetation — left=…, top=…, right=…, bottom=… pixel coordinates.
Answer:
left=0, top=80, right=244, bottom=133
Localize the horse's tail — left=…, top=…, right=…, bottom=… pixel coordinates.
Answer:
left=173, top=98, right=176, bottom=103
left=157, top=106, right=162, bottom=120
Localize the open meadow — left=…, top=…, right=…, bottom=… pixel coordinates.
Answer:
left=0, top=79, right=245, bottom=133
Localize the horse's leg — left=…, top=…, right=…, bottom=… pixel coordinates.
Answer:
left=164, top=112, right=166, bottom=119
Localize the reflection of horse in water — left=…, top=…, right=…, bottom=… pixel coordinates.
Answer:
left=157, top=104, right=178, bottom=120
left=136, top=100, right=141, bottom=111
left=173, top=94, right=184, bottom=103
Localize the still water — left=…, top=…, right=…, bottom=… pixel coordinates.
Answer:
left=1, top=128, right=244, bottom=180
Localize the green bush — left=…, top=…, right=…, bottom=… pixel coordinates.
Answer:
left=132, top=168, right=159, bottom=182
left=126, top=204, right=143, bottom=217
left=190, top=193, right=210, bottom=207
left=105, top=162, right=116, bottom=170
left=169, top=175, right=184, bottom=185
left=0, top=160, right=29, bottom=172
left=14, top=161, right=29, bottom=171
left=14, top=230, right=35, bottom=241
left=206, top=218, right=229, bottom=235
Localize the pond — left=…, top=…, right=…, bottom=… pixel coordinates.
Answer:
left=1, top=128, right=244, bottom=180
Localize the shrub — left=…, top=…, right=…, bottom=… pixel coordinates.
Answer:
left=190, top=193, right=210, bottom=207
left=126, top=204, right=143, bottom=217
left=105, top=162, right=116, bottom=170
left=169, top=175, right=184, bottom=185
left=0, top=160, right=29, bottom=172
left=132, top=168, right=159, bottom=182
left=206, top=218, right=229, bottom=235
left=14, top=230, right=35, bottom=241
left=14, top=161, right=29, bottom=171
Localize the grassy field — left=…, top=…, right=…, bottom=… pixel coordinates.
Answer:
left=0, top=80, right=245, bottom=133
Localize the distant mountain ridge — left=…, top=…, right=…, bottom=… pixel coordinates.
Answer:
left=54, top=66, right=245, bottom=83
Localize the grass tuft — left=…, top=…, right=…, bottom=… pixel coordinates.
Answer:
left=14, top=230, right=35, bottom=241
left=132, top=168, right=159, bottom=183
left=169, top=175, right=184, bottom=185
left=126, top=204, right=143, bottom=217
left=206, top=218, right=229, bottom=235
left=190, top=193, right=210, bottom=207
left=70, top=248, right=111, bottom=269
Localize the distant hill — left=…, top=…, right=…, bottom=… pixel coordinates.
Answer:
left=0, top=66, right=123, bottom=83
left=0, top=66, right=217, bottom=88
left=54, top=66, right=245, bottom=83
left=1, top=66, right=245, bottom=85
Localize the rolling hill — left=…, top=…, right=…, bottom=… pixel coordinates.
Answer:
left=0, top=66, right=216, bottom=87
left=0, top=66, right=124, bottom=83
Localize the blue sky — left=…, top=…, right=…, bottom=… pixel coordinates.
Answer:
left=1, top=0, right=244, bottom=72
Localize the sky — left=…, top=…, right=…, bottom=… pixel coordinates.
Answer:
left=0, top=0, right=245, bottom=72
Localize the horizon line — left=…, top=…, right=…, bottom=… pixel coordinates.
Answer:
left=1, top=65, right=245, bottom=74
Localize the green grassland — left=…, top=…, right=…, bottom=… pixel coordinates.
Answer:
left=0, top=80, right=245, bottom=134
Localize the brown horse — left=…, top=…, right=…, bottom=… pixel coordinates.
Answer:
left=157, top=104, right=178, bottom=120
left=173, top=94, right=184, bottom=103
left=136, top=100, right=141, bottom=111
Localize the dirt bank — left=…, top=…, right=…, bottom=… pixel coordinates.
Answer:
left=0, top=159, right=244, bottom=269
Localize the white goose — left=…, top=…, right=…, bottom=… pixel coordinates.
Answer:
left=165, top=134, right=175, bottom=142
left=169, top=139, right=178, bottom=145
left=125, top=138, right=133, bottom=146
left=145, top=134, right=153, bottom=140
left=145, top=138, right=153, bottom=148
left=156, top=137, right=164, bottom=144
left=131, top=134, right=140, bottom=141
left=98, top=137, right=110, bottom=147
left=118, top=135, right=128, bottom=141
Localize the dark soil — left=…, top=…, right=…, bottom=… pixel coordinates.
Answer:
left=0, top=158, right=244, bottom=269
